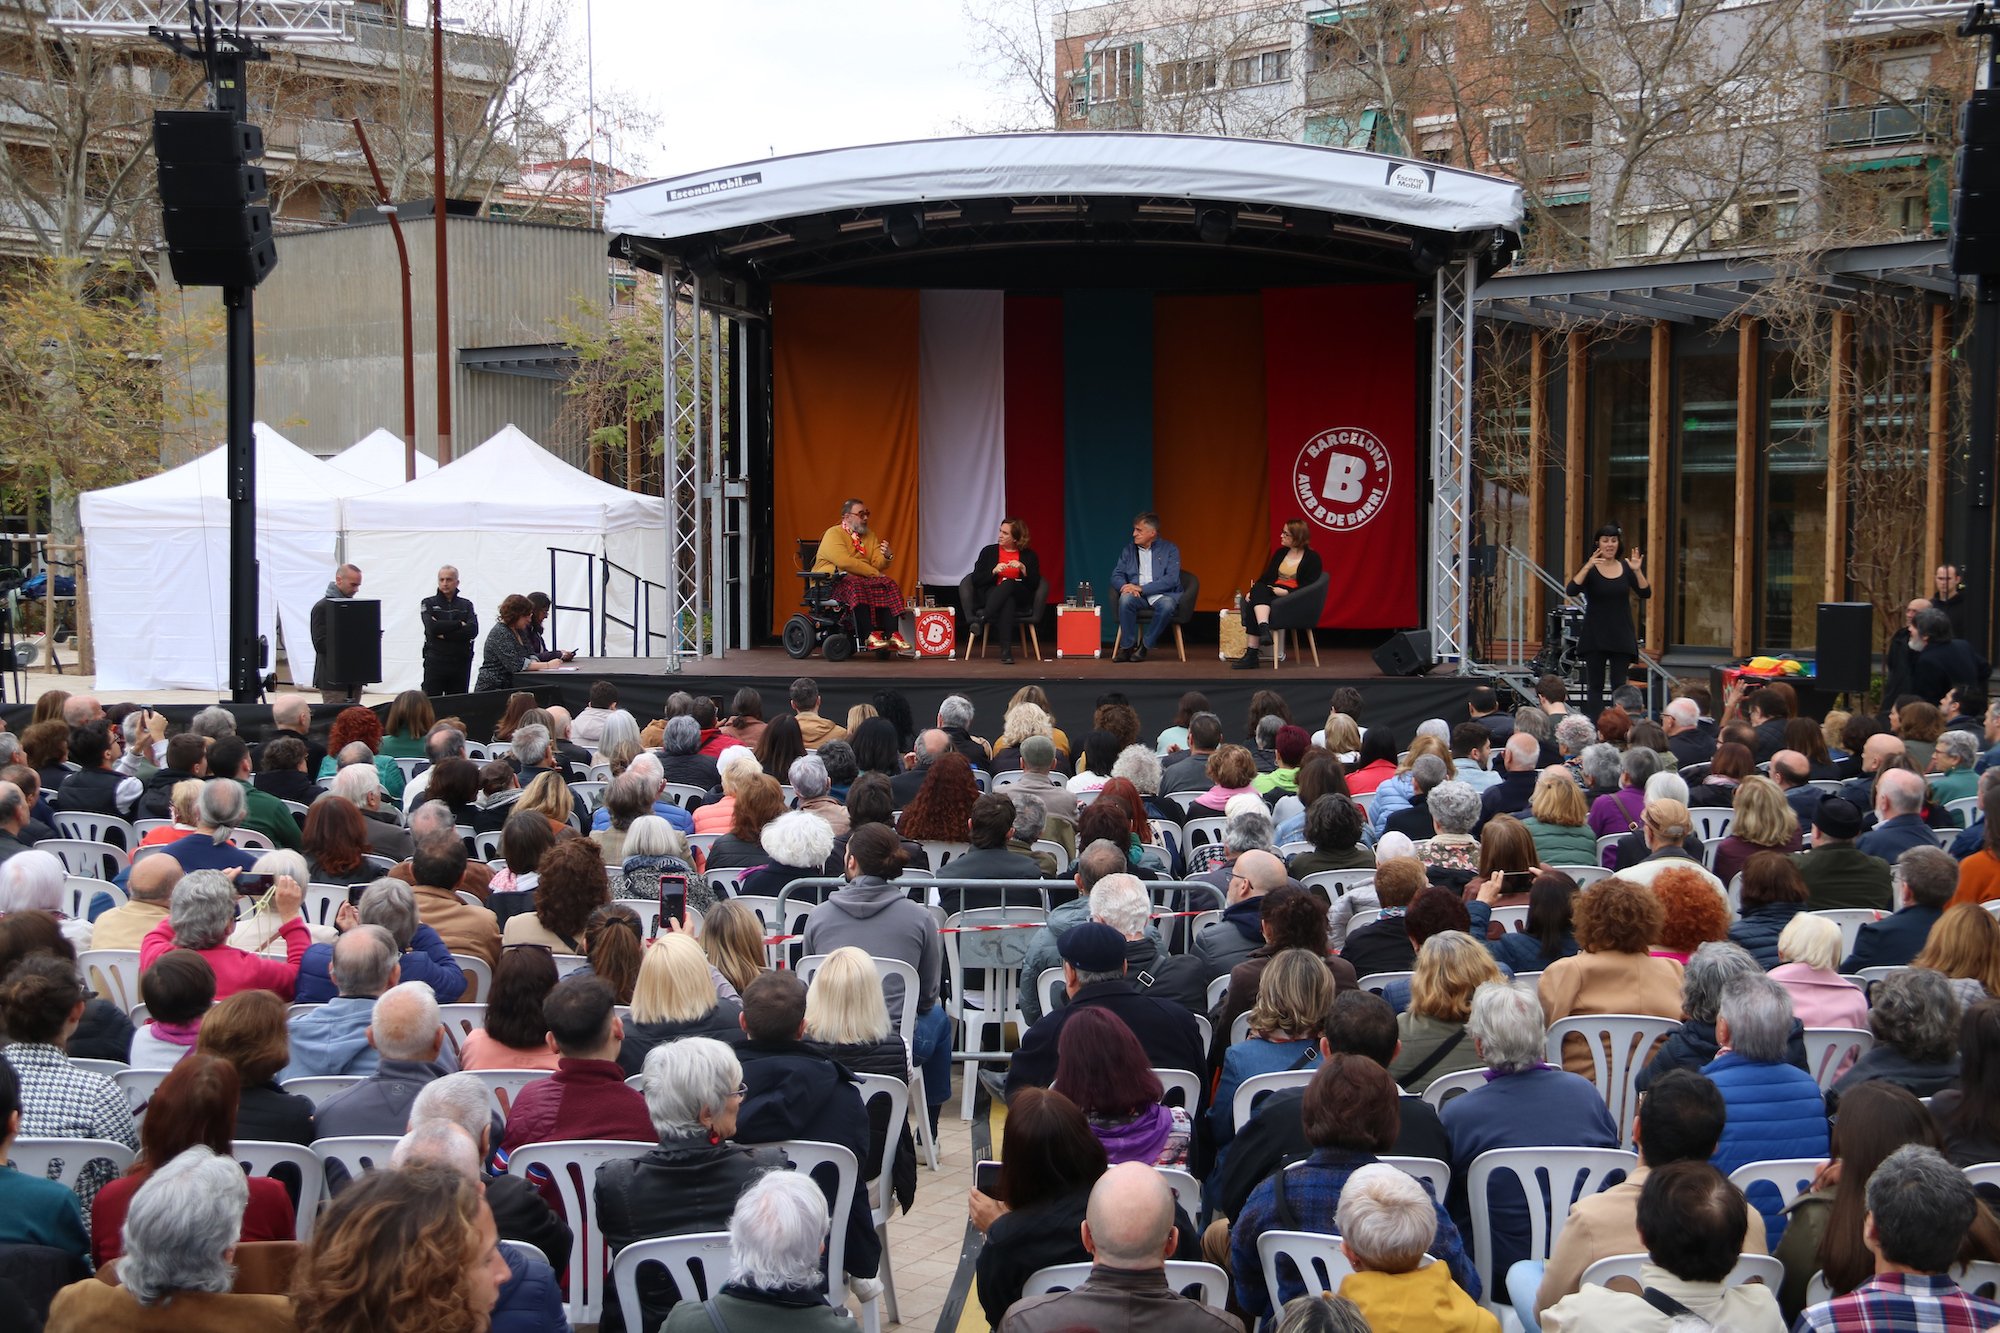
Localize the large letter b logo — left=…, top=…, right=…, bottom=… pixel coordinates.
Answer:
left=1322, top=453, right=1366, bottom=504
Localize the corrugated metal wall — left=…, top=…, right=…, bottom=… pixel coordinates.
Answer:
left=172, top=216, right=607, bottom=468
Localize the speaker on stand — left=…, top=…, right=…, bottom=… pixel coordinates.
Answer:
left=1372, top=629, right=1435, bottom=677
left=1815, top=602, right=1876, bottom=703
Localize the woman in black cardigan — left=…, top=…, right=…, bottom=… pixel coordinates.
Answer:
left=965, top=517, right=1041, bottom=665
left=1234, top=518, right=1324, bottom=669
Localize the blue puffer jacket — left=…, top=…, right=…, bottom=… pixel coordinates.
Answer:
left=1635, top=1016, right=1809, bottom=1091
left=492, top=1244, right=571, bottom=1333
left=1703, top=1051, right=1830, bottom=1244
left=1728, top=901, right=1810, bottom=970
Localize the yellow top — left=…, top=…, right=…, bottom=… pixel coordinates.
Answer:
left=815, top=523, right=892, bottom=578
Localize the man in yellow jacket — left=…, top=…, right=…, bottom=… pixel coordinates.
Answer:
left=815, top=497, right=907, bottom=652
left=1337, top=1164, right=1500, bottom=1333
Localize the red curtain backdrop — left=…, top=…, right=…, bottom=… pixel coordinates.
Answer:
left=770, top=285, right=921, bottom=635
left=1002, top=296, right=1066, bottom=601
left=1263, top=285, right=1419, bottom=627
left=1153, top=294, right=1269, bottom=612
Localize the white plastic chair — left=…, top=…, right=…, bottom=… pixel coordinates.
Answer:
left=310, top=1134, right=402, bottom=1184
left=568, top=781, right=607, bottom=813
left=1025, top=1260, right=1230, bottom=1309
left=39, top=838, right=128, bottom=879
left=472, top=1068, right=547, bottom=1121
left=704, top=866, right=752, bottom=900
left=1949, top=796, right=1981, bottom=827
left=551, top=953, right=590, bottom=979
left=1801, top=1028, right=1874, bottom=1091
left=8, top=1137, right=136, bottom=1189
left=508, top=1139, right=653, bottom=1325
left=1545, top=1014, right=1681, bottom=1149
left=233, top=1139, right=326, bottom=1241
left=280, top=1075, right=366, bottom=1106
left=54, top=811, right=135, bottom=850
left=921, top=840, right=972, bottom=872
left=1347, top=908, right=1384, bottom=931
left=436, top=1003, right=488, bottom=1056
left=611, top=1232, right=735, bottom=1330
left=1233, top=1069, right=1317, bottom=1129
left=1037, top=966, right=1066, bottom=1020
left=474, top=830, right=504, bottom=861
left=1153, top=1067, right=1201, bottom=1111
left=660, top=783, right=707, bottom=809
left=945, top=904, right=1044, bottom=1119
left=1421, top=1067, right=1489, bottom=1111
left=1595, top=832, right=1624, bottom=861
left=1180, top=816, right=1229, bottom=861
left=1382, top=1154, right=1452, bottom=1203
left=1691, top=809, right=1735, bottom=841
left=1256, top=1230, right=1356, bottom=1311
left=1157, top=1166, right=1201, bottom=1223
left=64, top=875, right=126, bottom=920
left=1230, top=1011, right=1252, bottom=1045
left=1580, top=1250, right=1784, bottom=1292
left=78, top=949, right=142, bottom=1013
left=740, top=1139, right=858, bottom=1308
left=1552, top=864, right=1612, bottom=887
left=113, top=1066, right=171, bottom=1116
left=68, top=1057, right=128, bottom=1078
left=851, top=1071, right=910, bottom=1329
left=228, top=828, right=275, bottom=852
left=1486, top=903, right=1531, bottom=933
left=1815, top=908, right=1883, bottom=957
left=1356, top=970, right=1412, bottom=996
left=1301, top=869, right=1376, bottom=899
left=1727, top=1158, right=1825, bottom=1221
left=451, top=953, right=494, bottom=1002
left=301, top=883, right=348, bottom=929
left=1206, top=974, right=1231, bottom=1010
left=795, top=953, right=937, bottom=1172
left=1467, top=1145, right=1636, bottom=1313
left=1963, top=1162, right=2000, bottom=1191
left=1858, top=964, right=1908, bottom=985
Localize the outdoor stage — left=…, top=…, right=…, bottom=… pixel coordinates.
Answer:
left=531, top=644, right=1480, bottom=745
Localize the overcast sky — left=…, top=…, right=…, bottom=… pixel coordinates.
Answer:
left=573, top=1, right=1024, bottom=183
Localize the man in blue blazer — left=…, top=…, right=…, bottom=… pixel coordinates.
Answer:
left=1840, top=843, right=1957, bottom=972
left=1109, top=511, right=1181, bottom=662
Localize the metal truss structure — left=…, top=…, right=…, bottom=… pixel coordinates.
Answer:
left=1430, top=255, right=1477, bottom=671
left=48, top=0, right=352, bottom=38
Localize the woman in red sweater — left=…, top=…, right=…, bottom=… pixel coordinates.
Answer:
left=90, top=1051, right=293, bottom=1269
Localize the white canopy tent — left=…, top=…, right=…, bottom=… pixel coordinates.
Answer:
left=340, top=425, right=667, bottom=692
left=328, top=429, right=437, bottom=487
left=80, top=423, right=383, bottom=691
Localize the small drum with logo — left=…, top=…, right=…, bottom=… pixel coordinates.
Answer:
left=911, top=606, right=956, bottom=659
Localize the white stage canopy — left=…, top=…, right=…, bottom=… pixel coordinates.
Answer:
left=604, top=131, right=1525, bottom=244
left=81, top=424, right=382, bottom=691
left=341, top=425, right=668, bottom=692
left=328, top=429, right=437, bottom=487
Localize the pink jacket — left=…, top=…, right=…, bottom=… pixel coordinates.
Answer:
left=141, top=915, right=309, bottom=1001
left=1772, top=962, right=1869, bottom=1030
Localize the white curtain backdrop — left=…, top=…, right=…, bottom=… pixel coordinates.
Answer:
left=918, top=289, right=1007, bottom=586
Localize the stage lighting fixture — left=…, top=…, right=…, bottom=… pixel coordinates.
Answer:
left=886, top=208, right=925, bottom=248
left=1409, top=237, right=1448, bottom=275
left=1196, top=205, right=1235, bottom=243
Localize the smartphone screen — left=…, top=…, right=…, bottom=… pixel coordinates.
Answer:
left=235, top=873, right=275, bottom=894
left=975, top=1160, right=1003, bottom=1200
left=658, top=872, right=688, bottom=928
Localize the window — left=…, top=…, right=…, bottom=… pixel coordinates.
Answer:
left=1613, top=218, right=1651, bottom=257
left=1557, top=111, right=1592, bottom=147
left=1158, top=57, right=1216, bottom=95
left=1880, top=190, right=1930, bottom=234
left=1561, top=1, right=1593, bottom=29
left=1421, top=129, right=1455, bottom=164
left=1493, top=9, right=1526, bottom=51
left=1420, top=27, right=1455, bottom=65
left=1714, top=197, right=1798, bottom=246
left=1488, top=120, right=1524, bottom=163
left=1230, top=46, right=1292, bottom=85
left=1088, top=44, right=1140, bottom=104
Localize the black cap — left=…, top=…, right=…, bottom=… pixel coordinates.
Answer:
left=1813, top=796, right=1863, bottom=841
left=1058, top=922, right=1127, bottom=972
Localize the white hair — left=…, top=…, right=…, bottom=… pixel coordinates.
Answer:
left=627, top=751, right=664, bottom=786
left=1416, top=719, right=1452, bottom=745
left=369, top=980, right=441, bottom=1062
left=409, top=1072, right=493, bottom=1146
left=716, top=745, right=762, bottom=793
left=1090, top=874, right=1152, bottom=938
left=1336, top=1163, right=1437, bottom=1274
left=728, top=1171, right=828, bottom=1291
left=1880, top=768, right=1925, bottom=815
left=1504, top=733, right=1540, bottom=769
left=331, top=763, right=383, bottom=806
left=761, top=810, right=834, bottom=870
left=1426, top=779, right=1481, bottom=834
left=167, top=870, right=238, bottom=950
left=1111, top=745, right=1163, bottom=795
left=598, top=710, right=642, bottom=755
left=1644, top=771, right=1690, bottom=804
left=643, top=1036, right=741, bottom=1135
left=788, top=754, right=831, bottom=800
left=251, top=847, right=309, bottom=890
left=621, top=814, right=688, bottom=860
left=511, top=724, right=552, bottom=767
left=1777, top=913, right=1842, bottom=972
left=0, top=848, right=64, bottom=914
left=1665, top=698, right=1700, bottom=728
left=409, top=800, right=455, bottom=839
left=1224, top=791, right=1268, bottom=822
left=391, top=1120, right=482, bottom=1179
left=197, top=777, right=245, bottom=836
left=939, top=695, right=975, bottom=731
left=1465, top=980, right=1546, bottom=1072
left=120, top=1147, right=248, bottom=1304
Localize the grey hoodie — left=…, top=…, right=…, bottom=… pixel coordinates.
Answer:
left=800, top=875, right=942, bottom=1020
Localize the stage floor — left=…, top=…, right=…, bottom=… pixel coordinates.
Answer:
left=535, top=646, right=1480, bottom=746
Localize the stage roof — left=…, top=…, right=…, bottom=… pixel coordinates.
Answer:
left=604, top=132, right=1525, bottom=290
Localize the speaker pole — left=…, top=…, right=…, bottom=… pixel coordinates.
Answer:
left=1957, top=9, right=2000, bottom=663
left=215, top=37, right=259, bottom=705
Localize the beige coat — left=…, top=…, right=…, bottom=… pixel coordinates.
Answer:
left=1537, top=950, right=1685, bottom=1077
left=1534, top=1165, right=1769, bottom=1321
left=411, top=882, right=502, bottom=968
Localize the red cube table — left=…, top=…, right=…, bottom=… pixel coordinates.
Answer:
left=1056, top=604, right=1101, bottom=659
left=911, top=606, right=956, bottom=658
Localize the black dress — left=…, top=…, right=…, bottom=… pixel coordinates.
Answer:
left=967, top=544, right=1042, bottom=655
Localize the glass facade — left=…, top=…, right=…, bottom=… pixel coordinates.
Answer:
left=1587, top=348, right=1650, bottom=559
left=1763, top=348, right=1829, bottom=650
left=1674, top=341, right=1738, bottom=649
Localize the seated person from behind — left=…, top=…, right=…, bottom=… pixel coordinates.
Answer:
left=815, top=497, right=907, bottom=653
left=1541, top=1160, right=1785, bottom=1332
left=1336, top=1163, right=1499, bottom=1333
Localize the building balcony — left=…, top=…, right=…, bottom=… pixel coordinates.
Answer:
left=1823, top=96, right=1952, bottom=150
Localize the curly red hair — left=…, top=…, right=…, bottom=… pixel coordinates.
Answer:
left=327, top=705, right=383, bottom=755
left=1574, top=876, right=1663, bottom=955
left=897, top=750, right=980, bottom=841
left=1096, top=777, right=1151, bottom=843
left=1651, top=866, right=1731, bottom=955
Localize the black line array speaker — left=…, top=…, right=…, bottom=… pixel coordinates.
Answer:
left=1372, top=629, right=1435, bottom=677
left=153, top=110, right=278, bottom=289
left=323, top=599, right=382, bottom=686
left=1955, top=91, right=2000, bottom=276
left=1816, top=602, right=1875, bottom=695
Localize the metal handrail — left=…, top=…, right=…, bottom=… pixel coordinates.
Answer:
left=600, top=555, right=671, bottom=658
left=546, top=547, right=597, bottom=657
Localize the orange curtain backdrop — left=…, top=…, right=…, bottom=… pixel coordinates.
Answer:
left=1151, top=294, right=1269, bottom=613
left=770, top=285, right=921, bottom=635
